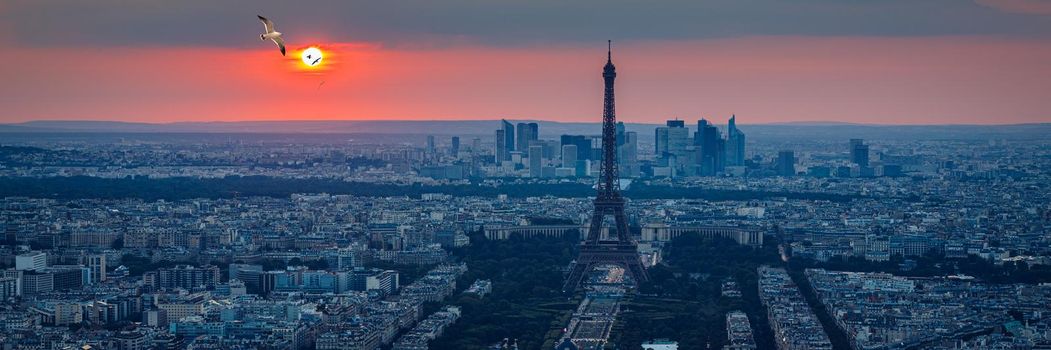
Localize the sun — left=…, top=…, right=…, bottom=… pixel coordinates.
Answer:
left=301, top=47, right=323, bottom=67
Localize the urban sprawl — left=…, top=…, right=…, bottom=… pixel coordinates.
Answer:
left=1, top=117, right=1049, bottom=350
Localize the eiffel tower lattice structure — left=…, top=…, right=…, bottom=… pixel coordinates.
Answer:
left=562, top=41, right=648, bottom=292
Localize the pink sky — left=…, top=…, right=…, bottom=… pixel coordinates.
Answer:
left=2, top=36, right=1049, bottom=125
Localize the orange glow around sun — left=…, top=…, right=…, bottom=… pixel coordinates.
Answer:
left=291, top=45, right=334, bottom=74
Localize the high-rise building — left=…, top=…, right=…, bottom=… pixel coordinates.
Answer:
left=538, top=139, right=559, bottom=159
left=667, top=122, right=690, bottom=157
left=560, top=135, right=592, bottom=161
left=516, top=122, right=539, bottom=153
left=656, top=120, right=689, bottom=167
left=426, top=135, right=436, bottom=153
left=716, top=138, right=727, bottom=172
left=561, top=144, right=578, bottom=168
left=529, top=145, right=543, bottom=178
left=615, top=122, right=626, bottom=146
left=450, top=136, right=460, bottom=157
left=777, top=150, right=796, bottom=176
left=15, top=252, right=46, bottom=271
left=619, top=131, right=639, bottom=177
left=501, top=119, right=515, bottom=155
left=850, top=139, right=870, bottom=167
left=655, top=127, right=669, bottom=156
left=88, top=254, right=106, bottom=283
left=696, top=119, right=724, bottom=175
left=726, top=115, right=746, bottom=166
left=495, top=129, right=506, bottom=162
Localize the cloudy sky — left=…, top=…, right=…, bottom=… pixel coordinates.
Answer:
left=1, top=0, right=1049, bottom=124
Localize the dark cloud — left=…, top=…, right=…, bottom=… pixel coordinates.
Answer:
left=2, top=0, right=1049, bottom=48
left=976, top=0, right=1051, bottom=15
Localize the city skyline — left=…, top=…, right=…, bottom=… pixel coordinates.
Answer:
left=1, top=2, right=1050, bottom=350
left=2, top=2, right=1050, bottom=125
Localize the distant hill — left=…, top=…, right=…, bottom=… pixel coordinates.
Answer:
left=3, top=120, right=1050, bottom=141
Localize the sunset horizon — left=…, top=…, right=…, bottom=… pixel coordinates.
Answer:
left=3, top=1, right=1050, bottom=126
left=5, top=117, right=1050, bottom=127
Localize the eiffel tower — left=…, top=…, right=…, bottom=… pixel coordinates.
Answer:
left=563, top=41, right=648, bottom=292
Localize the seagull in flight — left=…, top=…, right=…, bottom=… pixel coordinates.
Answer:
left=257, top=15, right=285, bottom=56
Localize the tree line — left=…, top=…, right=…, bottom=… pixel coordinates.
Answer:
left=0, top=175, right=863, bottom=202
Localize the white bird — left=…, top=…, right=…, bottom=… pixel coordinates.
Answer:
left=257, top=15, right=285, bottom=56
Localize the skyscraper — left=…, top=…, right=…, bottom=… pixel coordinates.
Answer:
left=615, top=121, right=626, bottom=146
left=561, top=144, right=578, bottom=168
left=716, top=137, right=726, bottom=171
left=696, top=119, right=724, bottom=175
left=450, top=136, right=460, bottom=157
left=726, top=115, right=746, bottom=166
left=495, top=129, right=506, bottom=162
left=656, top=120, right=688, bottom=161
left=560, top=135, right=592, bottom=161
left=667, top=120, right=690, bottom=158
left=426, top=135, right=436, bottom=153
left=777, top=150, right=796, bottom=176
left=501, top=119, right=515, bottom=160
left=850, top=139, right=870, bottom=167
left=655, top=127, right=669, bottom=156
left=516, top=122, right=539, bottom=153
left=619, top=131, right=639, bottom=177
left=528, top=145, right=543, bottom=178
